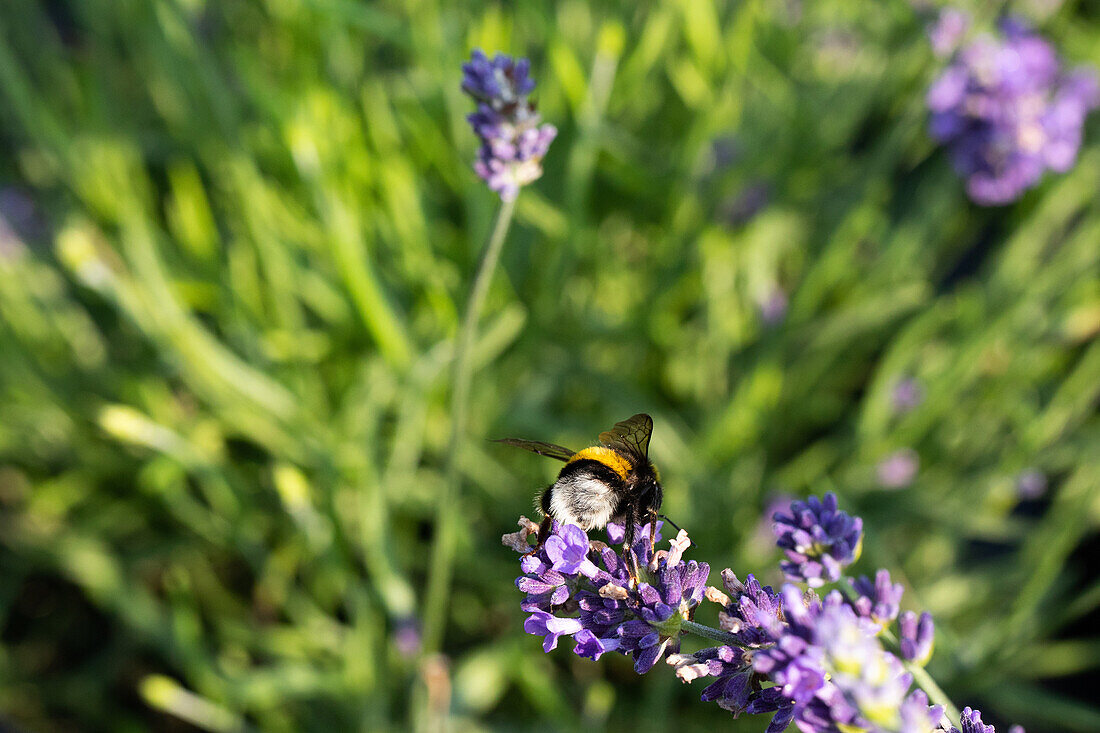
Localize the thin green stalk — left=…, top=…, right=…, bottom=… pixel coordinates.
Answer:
left=906, top=660, right=961, bottom=725
left=681, top=619, right=751, bottom=648
left=880, top=628, right=961, bottom=725
left=421, top=196, right=518, bottom=655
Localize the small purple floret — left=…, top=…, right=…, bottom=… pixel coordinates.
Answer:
left=773, top=492, right=863, bottom=587
left=523, top=610, right=583, bottom=652
left=899, top=610, right=935, bottom=665
left=544, top=523, right=600, bottom=578
left=950, top=707, right=999, bottom=733
left=851, top=569, right=905, bottom=628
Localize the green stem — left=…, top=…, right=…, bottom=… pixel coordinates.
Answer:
left=880, top=628, right=961, bottom=725
left=905, top=660, right=961, bottom=726
left=681, top=619, right=751, bottom=648
left=421, top=196, right=518, bottom=655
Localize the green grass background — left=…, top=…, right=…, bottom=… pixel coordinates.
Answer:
left=2, top=0, right=1099, bottom=731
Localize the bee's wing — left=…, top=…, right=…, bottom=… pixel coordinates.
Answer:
left=493, top=438, right=576, bottom=462
left=599, top=413, right=653, bottom=459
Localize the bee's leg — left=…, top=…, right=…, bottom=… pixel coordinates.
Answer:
left=621, top=507, right=640, bottom=585
left=647, top=507, right=660, bottom=558
left=522, top=516, right=553, bottom=559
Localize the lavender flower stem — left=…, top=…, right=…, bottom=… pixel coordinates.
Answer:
left=906, top=658, right=960, bottom=726
left=681, top=619, right=752, bottom=648
left=422, top=196, right=518, bottom=654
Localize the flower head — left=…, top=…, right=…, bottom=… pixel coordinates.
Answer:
left=928, top=8, right=970, bottom=58
left=851, top=569, right=905, bottom=629
left=927, top=18, right=1099, bottom=205
left=506, top=518, right=707, bottom=674
left=713, top=570, right=785, bottom=646
left=754, top=586, right=926, bottom=733
left=462, top=50, right=557, bottom=200
left=877, top=449, right=920, bottom=489
left=1016, top=468, right=1048, bottom=500
left=773, top=492, right=863, bottom=586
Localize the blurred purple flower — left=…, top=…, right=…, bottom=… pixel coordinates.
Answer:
left=898, top=610, right=935, bottom=665
left=462, top=50, right=557, bottom=200
left=758, top=287, right=789, bottom=327
left=891, top=377, right=925, bottom=414
left=0, top=187, right=45, bottom=258
left=721, top=182, right=772, bottom=226
left=1016, top=468, right=1048, bottom=500
left=393, top=616, right=422, bottom=658
left=851, top=569, right=905, bottom=629
left=877, top=449, right=919, bottom=489
left=927, top=18, right=1099, bottom=205
left=928, top=8, right=970, bottom=58
left=753, top=586, right=927, bottom=733
left=773, top=492, right=863, bottom=587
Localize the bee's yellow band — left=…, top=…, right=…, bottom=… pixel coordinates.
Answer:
left=567, top=447, right=632, bottom=481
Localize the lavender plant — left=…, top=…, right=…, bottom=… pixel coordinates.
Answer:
left=422, top=50, right=557, bottom=653
left=927, top=16, right=1099, bottom=205
left=504, top=492, right=1021, bottom=733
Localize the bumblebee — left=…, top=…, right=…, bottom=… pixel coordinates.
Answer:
left=497, top=414, right=663, bottom=563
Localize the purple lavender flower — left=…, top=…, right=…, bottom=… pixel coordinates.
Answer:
left=928, top=8, right=970, bottom=58
left=901, top=690, right=947, bottom=733
left=754, top=585, right=930, bottom=733
left=544, top=522, right=601, bottom=578
left=927, top=18, right=1099, bottom=205
left=773, top=492, right=863, bottom=587
left=950, top=707, right=998, bottom=733
left=851, top=569, right=905, bottom=629
left=462, top=50, right=557, bottom=200
left=1016, top=468, right=1048, bottom=500
left=523, top=610, right=583, bottom=652
left=877, top=449, right=920, bottom=489
left=898, top=610, right=935, bottom=665
left=506, top=517, right=707, bottom=673
left=572, top=628, right=620, bottom=660
left=714, top=570, right=785, bottom=645
left=758, top=286, right=789, bottom=326
left=666, top=644, right=794, bottom=730
left=392, top=616, right=422, bottom=658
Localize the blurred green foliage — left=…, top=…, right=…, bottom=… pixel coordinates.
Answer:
left=1, top=0, right=1099, bottom=731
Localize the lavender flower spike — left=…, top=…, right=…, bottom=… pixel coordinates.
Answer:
left=949, top=707, right=999, bottom=733
left=927, top=18, right=1099, bottom=205
left=462, top=49, right=557, bottom=200
left=899, top=610, right=935, bottom=666
left=850, top=569, right=905, bottom=630
left=773, top=492, right=863, bottom=587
